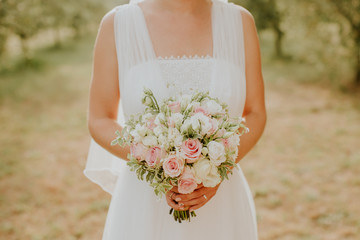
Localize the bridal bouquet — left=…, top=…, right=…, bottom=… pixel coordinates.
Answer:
left=111, top=88, right=248, bottom=223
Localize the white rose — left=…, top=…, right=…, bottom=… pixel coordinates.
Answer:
left=142, top=135, right=158, bottom=146
left=193, top=158, right=221, bottom=187
left=207, top=141, right=226, bottom=166
left=205, top=100, right=223, bottom=115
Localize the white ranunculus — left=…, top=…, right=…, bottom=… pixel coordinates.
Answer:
left=180, top=94, right=192, bottom=109
left=180, top=117, right=200, bottom=134
left=168, top=127, right=183, bottom=147
left=189, top=115, right=201, bottom=132
left=207, top=141, right=226, bottom=166
left=169, top=113, right=184, bottom=126
left=157, top=134, right=168, bottom=147
left=229, top=147, right=239, bottom=161
left=143, top=96, right=152, bottom=106
left=193, top=158, right=221, bottom=187
left=153, top=125, right=164, bottom=136
left=205, top=100, right=223, bottom=115
left=154, top=113, right=165, bottom=125
left=142, top=135, right=158, bottom=146
left=135, top=124, right=147, bottom=137
left=141, top=113, right=153, bottom=122
left=201, top=147, right=208, bottom=156
left=228, top=134, right=240, bottom=150
left=192, top=113, right=212, bottom=136
left=180, top=118, right=191, bottom=133
left=130, top=130, right=141, bottom=142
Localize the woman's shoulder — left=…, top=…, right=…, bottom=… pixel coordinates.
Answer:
left=97, top=4, right=136, bottom=32
left=219, top=1, right=255, bottom=23
left=103, top=3, right=136, bottom=19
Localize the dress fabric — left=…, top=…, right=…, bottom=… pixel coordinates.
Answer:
left=83, top=0, right=258, bottom=239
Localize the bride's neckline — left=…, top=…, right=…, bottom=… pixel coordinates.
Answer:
left=156, top=54, right=213, bottom=61
left=133, top=0, right=216, bottom=60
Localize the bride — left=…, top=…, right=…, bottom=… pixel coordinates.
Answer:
left=85, top=0, right=266, bottom=239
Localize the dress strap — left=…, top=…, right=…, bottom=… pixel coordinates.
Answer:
left=113, top=4, right=156, bottom=89
left=212, top=0, right=245, bottom=73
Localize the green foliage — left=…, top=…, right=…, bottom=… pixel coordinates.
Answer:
left=126, top=157, right=173, bottom=198
left=232, top=0, right=287, bottom=58
left=0, top=0, right=109, bottom=58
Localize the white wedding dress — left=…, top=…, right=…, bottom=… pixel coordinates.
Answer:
left=84, top=0, right=258, bottom=239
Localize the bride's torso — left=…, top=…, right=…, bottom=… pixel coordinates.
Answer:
left=114, top=0, right=246, bottom=122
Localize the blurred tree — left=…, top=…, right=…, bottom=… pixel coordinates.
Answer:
left=0, top=0, right=109, bottom=60
left=326, top=0, right=360, bottom=85
left=0, top=0, right=8, bottom=57
left=232, top=0, right=287, bottom=59
left=2, top=0, right=44, bottom=59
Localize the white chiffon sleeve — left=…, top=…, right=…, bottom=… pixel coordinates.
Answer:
left=83, top=102, right=127, bottom=195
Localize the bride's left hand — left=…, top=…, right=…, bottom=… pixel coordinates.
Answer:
left=169, top=183, right=221, bottom=212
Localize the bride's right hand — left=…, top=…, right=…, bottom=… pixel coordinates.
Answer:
left=165, top=190, right=183, bottom=210
left=165, top=184, right=203, bottom=210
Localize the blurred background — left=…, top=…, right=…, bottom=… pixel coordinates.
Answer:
left=0, top=0, right=359, bottom=239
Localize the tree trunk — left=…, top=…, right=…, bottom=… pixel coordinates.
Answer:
left=274, top=27, right=284, bottom=58
left=356, top=44, right=360, bottom=85
left=54, top=27, right=62, bottom=47
left=20, top=35, right=29, bottom=60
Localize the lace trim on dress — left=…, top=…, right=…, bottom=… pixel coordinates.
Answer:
left=156, top=54, right=213, bottom=60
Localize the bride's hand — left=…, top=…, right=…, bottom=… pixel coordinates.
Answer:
left=165, top=184, right=203, bottom=210
left=167, top=183, right=221, bottom=212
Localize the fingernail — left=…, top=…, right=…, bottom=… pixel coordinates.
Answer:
left=180, top=207, right=184, bottom=210
left=175, top=198, right=181, bottom=201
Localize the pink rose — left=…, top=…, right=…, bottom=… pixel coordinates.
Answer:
left=178, top=167, right=198, bottom=194
left=168, top=101, right=181, bottom=113
left=193, top=106, right=209, bottom=116
left=162, top=154, right=185, bottom=178
left=181, top=139, right=202, bottom=163
left=130, top=143, right=148, bottom=161
left=145, top=146, right=164, bottom=168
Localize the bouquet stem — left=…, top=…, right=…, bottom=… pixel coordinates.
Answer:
left=169, top=208, right=197, bottom=223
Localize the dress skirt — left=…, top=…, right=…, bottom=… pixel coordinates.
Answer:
left=102, top=163, right=258, bottom=240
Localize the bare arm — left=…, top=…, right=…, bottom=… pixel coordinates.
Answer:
left=235, top=6, right=267, bottom=164
left=87, top=9, right=130, bottom=161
